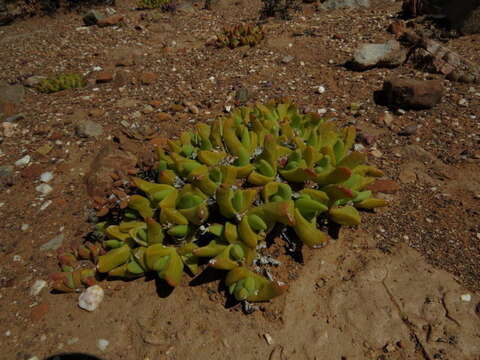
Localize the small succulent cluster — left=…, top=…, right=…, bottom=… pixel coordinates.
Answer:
left=52, top=102, right=387, bottom=303
left=216, top=24, right=265, bottom=49
left=137, top=0, right=171, bottom=9
left=36, top=73, right=86, bottom=94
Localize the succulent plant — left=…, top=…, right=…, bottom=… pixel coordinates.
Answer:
left=36, top=73, right=86, bottom=94
left=51, top=102, right=387, bottom=303
left=216, top=24, right=265, bottom=49
left=137, top=0, right=172, bottom=9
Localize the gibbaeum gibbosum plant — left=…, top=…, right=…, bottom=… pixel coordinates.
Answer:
left=51, top=102, right=387, bottom=303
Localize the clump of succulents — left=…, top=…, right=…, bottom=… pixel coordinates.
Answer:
left=36, top=73, right=86, bottom=94
left=51, top=102, right=387, bottom=303
left=137, top=0, right=171, bottom=9
left=216, top=24, right=265, bottom=49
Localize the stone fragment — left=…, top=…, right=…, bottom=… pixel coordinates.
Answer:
left=15, top=155, right=30, bottom=166
left=139, top=72, right=158, bottom=85
left=83, top=10, right=104, bottom=26
left=97, top=14, right=123, bottom=27
left=86, top=144, right=137, bottom=198
left=95, top=71, right=114, bottom=83
left=321, top=0, right=370, bottom=10
left=40, top=234, right=64, bottom=251
left=75, top=120, right=104, bottom=138
left=30, top=280, right=47, bottom=296
left=381, top=78, right=444, bottom=109
left=78, top=285, right=104, bottom=311
left=0, top=83, right=24, bottom=104
left=366, top=179, right=400, bottom=194
left=24, top=76, right=47, bottom=88
left=351, top=40, right=407, bottom=70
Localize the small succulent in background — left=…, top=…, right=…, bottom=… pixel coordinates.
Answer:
left=50, top=102, right=388, bottom=304
left=36, top=73, right=86, bottom=93
left=137, top=0, right=172, bottom=10
left=216, top=24, right=265, bottom=49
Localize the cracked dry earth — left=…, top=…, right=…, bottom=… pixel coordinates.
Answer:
left=1, top=0, right=480, bottom=359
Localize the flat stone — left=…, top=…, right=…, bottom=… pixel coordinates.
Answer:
left=366, top=179, right=400, bottom=194
left=0, top=165, right=13, bottom=178
left=321, top=0, right=370, bottom=10
left=86, top=143, right=137, bottom=198
left=75, top=120, right=104, bottom=138
left=95, top=71, right=114, bottom=84
left=40, top=234, right=64, bottom=251
left=24, top=76, right=47, bottom=88
left=139, top=72, right=158, bottom=85
left=0, top=84, right=25, bottom=104
left=97, top=14, right=124, bottom=27
left=351, top=40, right=407, bottom=70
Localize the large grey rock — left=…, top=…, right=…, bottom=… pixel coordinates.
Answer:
left=351, top=40, right=407, bottom=70
left=321, top=0, right=370, bottom=10
left=0, top=83, right=25, bottom=104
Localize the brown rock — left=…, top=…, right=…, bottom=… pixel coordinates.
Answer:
left=149, top=136, right=168, bottom=148
left=30, top=303, right=49, bottom=322
left=95, top=71, right=114, bottom=84
left=86, top=144, right=137, bottom=198
left=111, top=48, right=142, bottom=67
left=21, top=164, right=44, bottom=180
left=114, top=70, right=131, bottom=86
left=89, top=108, right=106, bottom=118
left=140, top=72, right=158, bottom=85
left=381, top=78, right=444, bottom=109
left=149, top=100, right=163, bottom=108
left=0, top=102, right=16, bottom=120
left=387, top=20, right=406, bottom=37
left=97, top=14, right=124, bottom=27
left=155, top=112, right=172, bottom=122
left=366, top=179, right=400, bottom=194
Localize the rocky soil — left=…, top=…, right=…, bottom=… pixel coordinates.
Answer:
left=0, top=0, right=479, bottom=359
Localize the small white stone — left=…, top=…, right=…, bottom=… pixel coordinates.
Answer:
left=15, top=155, right=31, bottom=166
left=28, top=356, right=40, bottom=360
left=263, top=333, right=274, bottom=345
left=21, top=224, right=29, bottom=231
left=35, top=183, right=53, bottom=195
left=79, top=285, right=104, bottom=311
left=317, top=108, right=327, bottom=115
left=354, top=143, right=365, bottom=151
left=39, top=200, right=52, bottom=211
left=93, top=66, right=103, bottom=71
left=316, top=85, right=326, bottom=94
left=5, top=330, right=11, bottom=336
left=67, top=337, right=79, bottom=345
left=225, top=105, right=232, bottom=113
left=458, top=98, right=468, bottom=106
left=30, top=280, right=48, bottom=296
left=460, top=294, right=471, bottom=302
left=13, top=255, right=21, bottom=262
left=97, top=338, right=109, bottom=352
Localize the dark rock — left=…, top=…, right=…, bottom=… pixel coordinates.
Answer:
left=381, top=78, right=444, bottom=110
left=83, top=10, right=104, bottom=26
